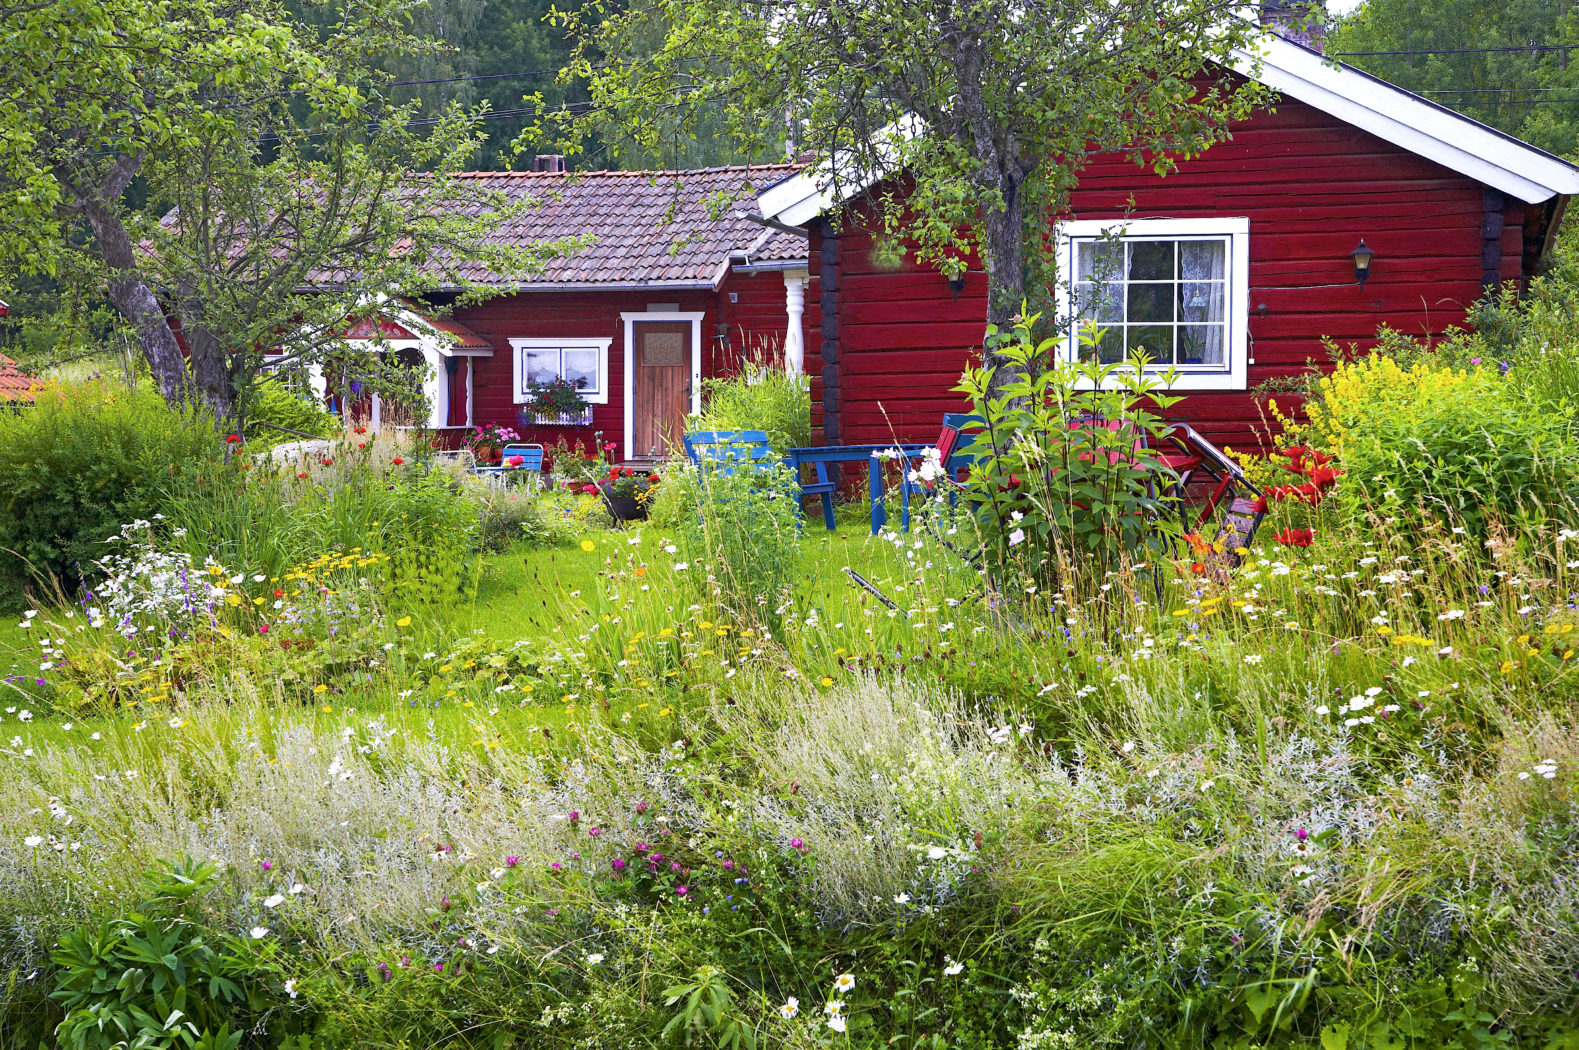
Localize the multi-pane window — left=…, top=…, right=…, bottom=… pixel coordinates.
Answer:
left=1074, top=238, right=1228, bottom=367
left=510, top=338, right=611, bottom=404
left=1058, top=218, right=1249, bottom=390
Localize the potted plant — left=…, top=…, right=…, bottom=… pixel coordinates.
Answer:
left=597, top=466, right=661, bottom=523
left=521, top=377, right=592, bottom=426
left=470, top=422, right=519, bottom=464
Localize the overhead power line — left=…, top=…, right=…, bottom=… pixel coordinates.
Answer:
left=1335, top=43, right=1579, bottom=57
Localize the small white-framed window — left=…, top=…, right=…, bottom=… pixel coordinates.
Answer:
left=509, top=337, right=612, bottom=405
left=1055, top=217, right=1250, bottom=391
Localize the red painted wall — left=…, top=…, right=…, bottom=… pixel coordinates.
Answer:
left=810, top=95, right=1529, bottom=451
left=451, top=269, right=794, bottom=457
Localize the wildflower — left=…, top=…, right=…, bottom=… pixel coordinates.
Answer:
left=1273, top=527, right=1314, bottom=548
left=580, top=539, right=596, bottom=552
left=226, top=434, right=242, bottom=444
left=780, top=998, right=800, bottom=1019
left=675, top=885, right=689, bottom=897
left=586, top=953, right=605, bottom=966
left=1008, top=528, right=1026, bottom=547
left=828, top=1015, right=847, bottom=1033
left=393, top=457, right=405, bottom=465
left=263, top=894, right=285, bottom=908
left=894, top=893, right=911, bottom=904
left=261, top=861, right=274, bottom=871
left=284, top=979, right=298, bottom=999
left=250, top=927, right=270, bottom=939
left=834, top=973, right=855, bottom=992
left=789, top=838, right=806, bottom=852
left=611, top=858, right=628, bottom=874
left=944, top=958, right=964, bottom=976
left=505, top=856, right=519, bottom=868
left=396, top=617, right=412, bottom=628
left=24, top=836, right=43, bottom=848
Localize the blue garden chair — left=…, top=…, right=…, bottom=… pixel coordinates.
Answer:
left=475, top=442, right=545, bottom=487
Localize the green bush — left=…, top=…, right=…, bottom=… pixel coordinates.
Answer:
left=1301, top=352, right=1579, bottom=537
left=0, top=380, right=219, bottom=604
left=693, top=362, right=810, bottom=454
left=241, top=374, right=338, bottom=448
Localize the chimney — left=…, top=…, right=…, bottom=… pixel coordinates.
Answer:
left=533, top=154, right=566, bottom=173
left=1260, top=0, right=1326, bottom=52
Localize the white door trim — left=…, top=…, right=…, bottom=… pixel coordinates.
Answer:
left=621, top=311, right=704, bottom=460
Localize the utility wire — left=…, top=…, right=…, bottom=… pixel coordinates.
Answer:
left=1335, top=43, right=1579, bottom=57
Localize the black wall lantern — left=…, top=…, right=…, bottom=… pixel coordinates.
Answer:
left=1350, top=239, right=1374, bottom=289
left=943, top=263, right=967, bottom=302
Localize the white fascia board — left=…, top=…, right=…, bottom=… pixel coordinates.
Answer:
left=1236, top=36, right=1579, bottom=204
left=758, top=115, right=925, bottom=226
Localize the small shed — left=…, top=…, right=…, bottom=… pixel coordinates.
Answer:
left=758, top=33, right=1579, bottom=449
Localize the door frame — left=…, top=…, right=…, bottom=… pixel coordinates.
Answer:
left=621, top=310, right=704, bottom=460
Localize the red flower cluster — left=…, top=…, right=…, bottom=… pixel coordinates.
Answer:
left=392, top=457, right=405, bottom=466
left=225, top=434, right=242, bottom=444
left=1265, top=446, right=1343, bottom=506
left=1274, top=527, right=1315, bottom=547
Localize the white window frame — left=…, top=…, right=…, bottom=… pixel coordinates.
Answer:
left=1053, top=217, right=1250, bottom=392
left=509, top=337, right=612, bottom=406
left=621, top=311, right=704, bottom=459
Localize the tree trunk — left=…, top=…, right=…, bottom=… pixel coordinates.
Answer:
left=978, top=176, right=1027, bottom=394
left=69, top=156, right=192, bottom=408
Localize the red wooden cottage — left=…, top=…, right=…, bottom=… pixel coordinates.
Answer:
left=757, top=34, right=1579, bottom=450
left=356, top=162, right=809, bottom=460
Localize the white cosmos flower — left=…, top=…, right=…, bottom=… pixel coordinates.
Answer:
left=834, top=973, right=855, bottom=992
left=944, top=958, right=964, bottom=976
left=24, top=836, right=43, bottom=848
left=250, top=927, right=270, bottom=939
left=263, top=894, right=285, bottom=908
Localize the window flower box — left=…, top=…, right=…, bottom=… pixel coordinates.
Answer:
left=527, top=406, right=594, bottom=427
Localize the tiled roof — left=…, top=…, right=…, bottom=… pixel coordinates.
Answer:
left=443, top=164, right=808, bottom=287
left=0, top=355, right=39, bottom=402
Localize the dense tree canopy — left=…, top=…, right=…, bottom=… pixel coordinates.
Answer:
left=551, top=0, right=1270, bottom=379
left=1331, top=0, right=1579, bottom=158
left=0, top=0, right=568, bottom=422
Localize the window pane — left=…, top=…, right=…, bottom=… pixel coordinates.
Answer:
left=523, top=349, right=560, bottom=387
left=1127, top=282, right=1173, bottom=323
left=1178, top=325, right=1225, bottom=366
left=562, top=348, right=599, bottom=391
left=1177, top=281, right=1225, bottom=324
left=1074, top=281, right=1122, bottom=323
left=1126, top=325, right=1174, bottom=363
left=1180, top=240, right=1226, bottom=281
left=1127, top=241, right=1174, bottom=281
left=1076, top=241, right=1123, bottom=282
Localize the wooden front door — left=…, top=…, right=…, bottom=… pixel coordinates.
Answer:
left=631, top=321, right=691, bottom=458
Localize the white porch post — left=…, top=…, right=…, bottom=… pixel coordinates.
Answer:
left=421, top=347, right=447, bottom=429
left=782, top=268, right=809, bottom=376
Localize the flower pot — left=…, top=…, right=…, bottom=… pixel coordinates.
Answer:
left=474, top=444, right=496, bottom=464
left=603, top=492, right=647, bottom=523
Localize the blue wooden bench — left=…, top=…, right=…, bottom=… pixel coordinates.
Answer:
left=682, top=430, right=776, bottom=475
left=785, top=443, right=927, bottom=534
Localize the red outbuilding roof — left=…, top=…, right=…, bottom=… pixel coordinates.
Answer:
left=0, top=355, right=40, bottom=402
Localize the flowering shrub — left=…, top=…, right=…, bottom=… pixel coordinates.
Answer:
left=1293, top=353, right=1579, bottom=537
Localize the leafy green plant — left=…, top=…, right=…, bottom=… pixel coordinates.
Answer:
left=679, top=462, right=801, bottom=633
left=662, top=966, right=756, bottom=1050
left=694, top=360, right=810, bottom=455
left=241, top=375, right=337, bottom=448
left=953, top=311, right=1184, bottom=589
left=50, top=858, right=274, bottom=1050
left=0, top=379, right=220, bottom=606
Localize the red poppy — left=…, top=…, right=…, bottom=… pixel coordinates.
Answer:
left=225, top=434, right=242, bottom=443
left=1274, top=527, right=1315, bottom=547
left=240, top=463, right=251, bottom=470
left=273, top=590, right=284, bottom=598
left=392, top=457, right=405, bottom=465
left=354, top=426, right=367, bottom=435
left=320, top=458, right=335, bottom=467
left=1190, top=561, right=1207, bottom=575
left=296, top=472, right=310, bottom=479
